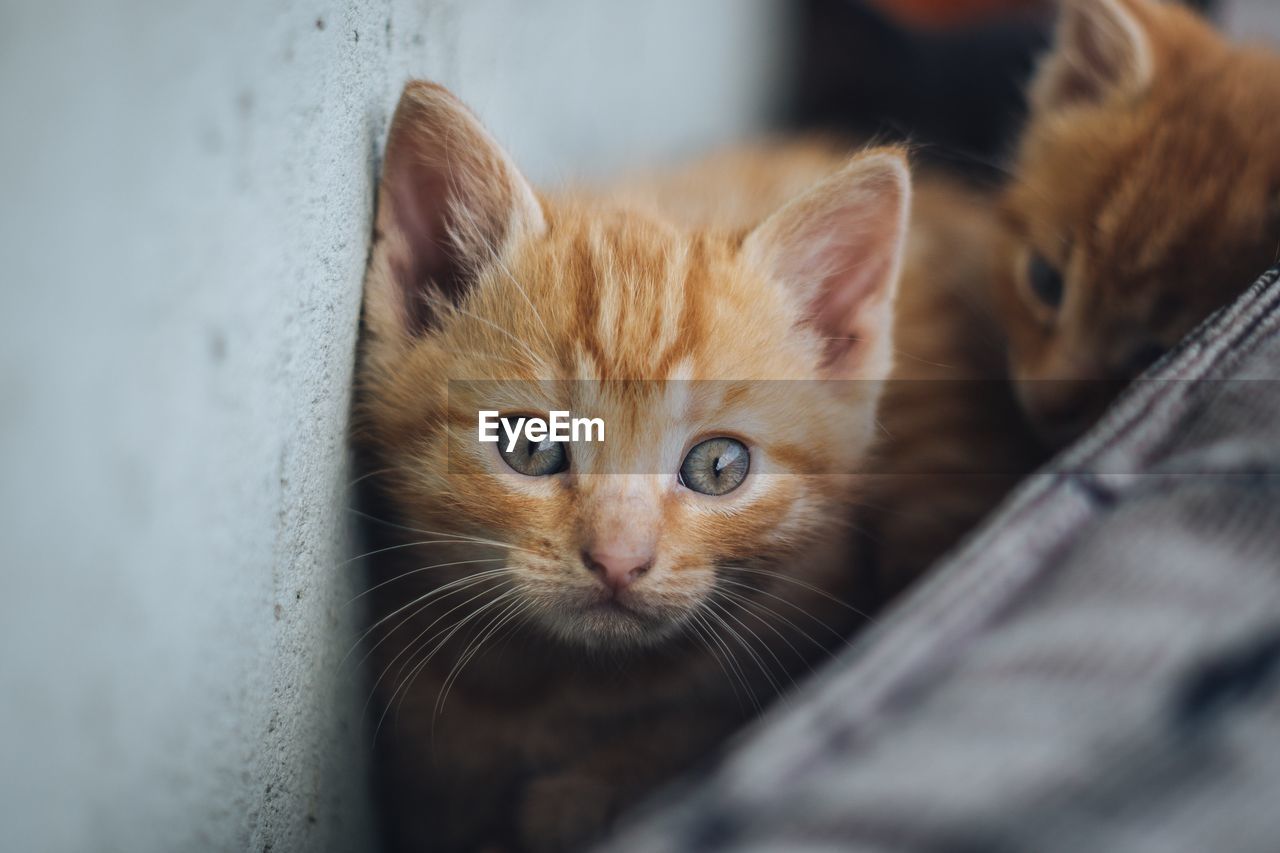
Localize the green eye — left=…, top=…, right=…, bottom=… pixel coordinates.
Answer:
left=1027, top=252, right=1064, bottom=309
left=680, top=437, right=750, bottom=496
left=498, top=418, right=568, bottom=477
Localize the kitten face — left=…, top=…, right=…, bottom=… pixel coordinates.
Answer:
left=995, top=0, right=1280, bottom=444
left=356, top=83, right=910, bottom=652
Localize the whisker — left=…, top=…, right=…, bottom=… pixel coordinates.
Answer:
left=705, top=598, right=791, bottom=696
left=344, top=466, right=397, bottom=490
left=373, top=588, right=520, bottom=740
left=345, top=568, right=513, bottom=668
left=348, top=557, right=507, bottom=602
left=716, top=579, right=852, bottom=650
left=347, top=508, right=538, bottom=555
left=724, top=566, right=878, bottom=626
left=340, top=542, right=507, bottom=571
left=702, top=603, right=783, bottom=700
left=381, top=583, right=519, bottom=695
left=387, top=589, right=521, bottom=725
left=693, top=607, right=760, bottom=713
left=714, top=587, right=819, bottom=670
left=434, top=598, right=529, bottom=720
left=679, top=617, right=745, bottom=710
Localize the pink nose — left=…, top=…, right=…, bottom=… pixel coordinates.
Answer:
left=581, top=548, right=653, bottom=591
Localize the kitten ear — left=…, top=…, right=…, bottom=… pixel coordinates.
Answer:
left=1032, top=0, right=1155, bottom=112
left=366, top=81, right=545, bottom=343
left=744, top=148, right=911, bottom=380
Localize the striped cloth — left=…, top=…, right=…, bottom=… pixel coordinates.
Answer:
left=602, top=265, right=1280, bottom=853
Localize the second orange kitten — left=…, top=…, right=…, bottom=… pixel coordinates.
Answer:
left=998, top=0, right=1280, bottom=444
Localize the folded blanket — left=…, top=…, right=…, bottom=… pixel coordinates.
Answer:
left=603, top=265, right=1280, bottom=853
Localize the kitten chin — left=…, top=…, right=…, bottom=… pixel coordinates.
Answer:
left=521, top=572, right=711, bottom=652
left=544, top=598, right=691, bottom=651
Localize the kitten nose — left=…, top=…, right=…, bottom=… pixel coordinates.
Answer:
left=581, top=548, right=653, bottom=591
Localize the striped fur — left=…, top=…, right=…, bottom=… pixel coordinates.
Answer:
left=353, top=84, right=910, bottom=851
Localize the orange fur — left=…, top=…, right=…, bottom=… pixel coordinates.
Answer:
left=867, top=174, right=1048, bottom=593
left=864, top=0, right=1280, bottom=587
left=863, top=0, right=1280, bottom=586
left=996, top=0, right=1280, bottom=443
left=353, top=84, right=911, bottom=851
left=628, top=145, right=1050, bottom=592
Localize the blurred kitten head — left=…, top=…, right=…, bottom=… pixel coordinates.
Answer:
left=354, top=83, right=910, bottom=651
left=996, top=0, right=1280, bottom=445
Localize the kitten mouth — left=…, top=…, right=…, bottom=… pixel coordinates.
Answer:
left=585, top=596, right=633, bottom=614
left=580, top=591, right=656, bottom=622
left=551, top=590, right=690, bottom=649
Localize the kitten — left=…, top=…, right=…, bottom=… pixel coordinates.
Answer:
left=996, top=0, right=1280, bottom=445
left=352, top=83, right=911, bottom=852
left=865, top=0, right=1280, bottom=588
left=626, top=146, right=1049, bottom=594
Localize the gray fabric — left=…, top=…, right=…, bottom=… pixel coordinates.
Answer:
left=602, top=265, right=1280, bottom=853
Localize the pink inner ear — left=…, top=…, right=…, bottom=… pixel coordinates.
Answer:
left=807, top=221, right=895, bottom=358
left=381, top=148, right=460, bottom=334
left=792, top=197, right=903, bottom=374
left=370, top=83, right=544, bottom=339
left=743, top=153, right=909, bottom=379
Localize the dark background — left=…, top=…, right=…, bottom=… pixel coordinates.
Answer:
left=787, top=0, right=1220, bottom=176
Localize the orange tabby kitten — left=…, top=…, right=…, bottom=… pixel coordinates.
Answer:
left=353, top=83, right=911, bottom=851
left=618, top=146, right=1047, bottom=593
left=997, top=0, right=1280, bottom=444
left=867, top=0, right=1280, bottom=587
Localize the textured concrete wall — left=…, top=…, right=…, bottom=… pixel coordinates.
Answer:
left=0, top=2, right=786, bottom=851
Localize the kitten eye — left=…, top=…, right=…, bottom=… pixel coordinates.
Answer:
left=679, top=437, right=750, bottom=496
left=498, top=420, right=568, bottom=477
left=1026, top=252, right=1065, bottom=310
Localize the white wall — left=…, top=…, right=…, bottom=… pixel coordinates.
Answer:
left=0, top=2, right=788, bottom=851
